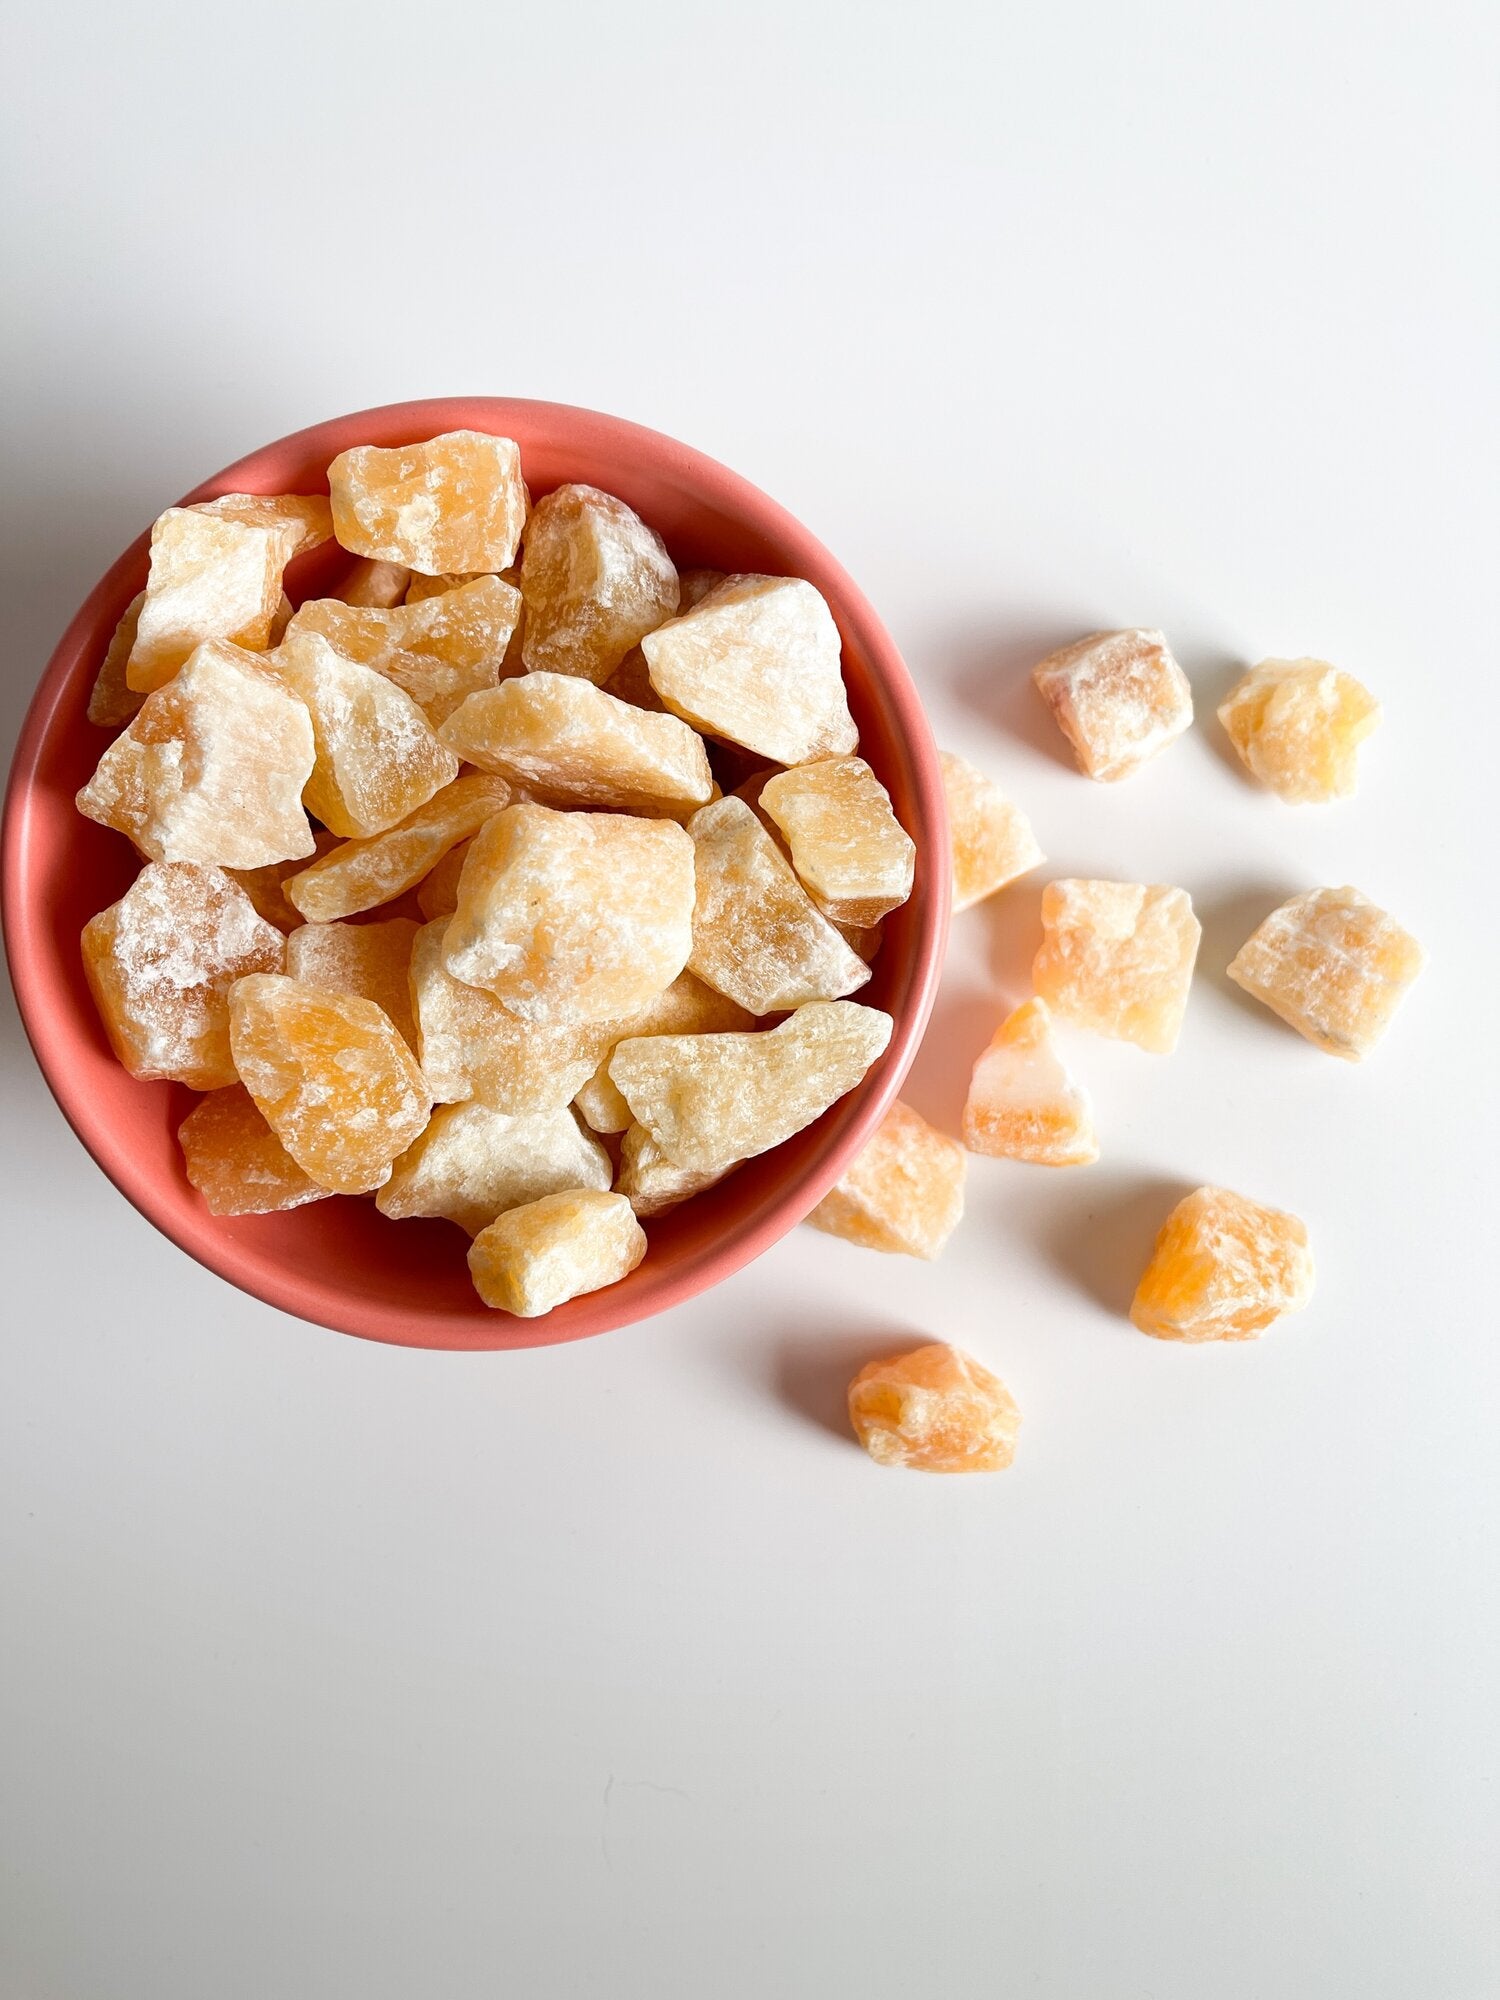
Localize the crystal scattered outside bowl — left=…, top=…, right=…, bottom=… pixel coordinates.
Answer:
left=1, top=399, right=950, bottom=1350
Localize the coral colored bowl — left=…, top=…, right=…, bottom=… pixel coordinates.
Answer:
left=2, top=399, right=950, bottom=1349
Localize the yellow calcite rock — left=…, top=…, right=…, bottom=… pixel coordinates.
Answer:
left=440, top=674, right=713, bottom=818
left=178, top=1084, right=327, bottom=1216
left=270, top=630, right=459, bottom=837
left=415, top=837, right=473, bottom=921
left=519, top=484, right=679, bottom=684
left=806, top=1101, right=966, bottom=1258
left=615, top=1122, right=734, bottom=1216
left=1227, top=886, right=1424, bottom=1060
left=641, top=574, right=858, bottom=766
left=1130, top=1185, right=1314, bottom=1341
left=571, top=973, right=754, bottom=1133
left=609, top=999, right=893, bottom=1174
left=189, top=491, right=333, bottom=552
left=1033, top=629, right=1193, bottom=781
left=337, top=557, right=413, bottom=607
left=1217, top=658, right=1381, bottom=803
left=686, top=796, right=870, bottom=1014
left=848, top=1344, right=1021, bottom=1473
left=87, top=591, right=147, bottom=728
left=376, top=1101, right=611, bottom=1236
left=287, top=574, right=523, bottom=724
left=403, top=570, right=490, bottom=602
left=409, top=919, right=620, bottom=1111
left=443, top=803, right=695, bottom=1025
left=82, top=862, right=286, bottom=1089
left=229, top=973, right=433, bottom=1195
left=284, top=774, right=510, bottom=922
left=328, top=430, right=529, bottom=576
left=468, top=1189, right=647, bottom=1316
left=1034, top=878, right=1201, bottom=1054
left=285, top=917, right=420, bottom=1050
left=961, top=997, right=1098, bottom=1165
left=939, top=751, right=1044, bottom=910
left=77, top=640, right=317, bottom=867
left=759, top=757, right=915, bottom=926
left=126, top=507, right=303, bottom=693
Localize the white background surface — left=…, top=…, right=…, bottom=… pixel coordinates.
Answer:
left=2, top=4, right=1497, bottom=1995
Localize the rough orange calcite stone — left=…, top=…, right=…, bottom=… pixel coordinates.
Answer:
left=641, top=574, right=858, bottom=766
left=284, top=774, right=510, bottom=922
left=285, top=917, right=420, bottom=1050
left=409, top=919, right=620, bottom=1111
left=1033, top=629, right=1194, bottom=781
left=615, top=1122, right=734, bottom=1216
left=440, top=673, right=713, bottom=817
left=328, top=430, right=529, bottom=575
left=270, top=630, right=459, bottom=837
left=376, top=1101, right=611, bottom=1236
left=1034, top=879, right=1201, bottom=1054
left=228, top=973, right=433, bottom=1195
left=806, top=1101, right=966, bottom=1258
left=962, top=997, right=1098, bottom=1166
left=443, top=803, right=695, bottom=1025
left=76, top=640, right=317, bottom=868
left=190, top=491, right=333, bottom=552
left=178, top=1084, right=327, bottom=1216
left=1227, top=886, right=1424, bottom=1060
left=337, top=557, right=412, bottom=607
left=82, top=862, right=286, bottom=1089
left=287, top=574, right=523, bottom=724
left=609, top=999, right=893, bottom=1174
left=520, top=483, right=679, bottom=684
left=686, top=796, right=870, bottom=1014
left=415, top=837, right=473, bottom=921
left=228, top=829, right=336, bottom=931
left=1218, top=659, right=1381, bottom=803
left=939, top=751, right=1044, bottom=910
left=571, top=972, right=755, bottom=1133
left=1130, top=1185, right=1315, bottom=1341
left=759, top=757, right=915, bottom=926
left=467, top=1189, right=647, bottom=1316
left=126, top=508, right=303, bottom=693
left=834, top=919, right=883, bottom=962
left=87, top=591, right=148, bottom=728
left=848, top=1344, right=1021, bottom=1473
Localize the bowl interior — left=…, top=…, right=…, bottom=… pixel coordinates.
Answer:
left=3, top=398, right=949, bottom=1348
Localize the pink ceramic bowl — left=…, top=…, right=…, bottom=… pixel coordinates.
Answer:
left=2, top=398, right=949, bottom=1349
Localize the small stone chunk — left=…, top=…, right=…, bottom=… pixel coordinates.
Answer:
left=126, top=508, right=303, bottom=693
left=641, top=575, right=858, bottom=766
left=337, top=557, right=413, bottom=607
left=940, top=752, right=1044, bottom=910
left=190, top=492, right=334, bottom=551
left=288, top=574, right=523, bottom=724
left=284, top=774, right=510, bottom=922
left=467, top=1189, right=647, bottom=1316
left=415, top=838, right=473, bottom=921
left=285, top=918, right=420, bottom=1050
left=440, top=674, right=713, bottom=817
left=271, top=630, right=459, bottom=837
left=609, top=999, right=893, bottom=1174
left=410, top=919, right=620, bottom=1111
left=229, top=973, right=433, bottom=1195
left=759, top=757, right=915, bottom=925
left=1130, top=1185, right=1315, bottom=1342
left=1227, top=886, right=1424, bottom=1060
left=328, top=430, right=529, bottom=575
left=1034, top=879, right=1201, bottom=1054
left=376, top=1102, right=611, bottom=1236
left=572, top=973, right=754, bottom=1133
left=77, top=640, right=317, bottom=867
left=82, top=862, right=286, bottom=1088
left=806, top=1101, right=966, bottom=1258
left=520, top=484, right=679, bottom=684
left=686, top=797, right=871, bottom=1013
left=87, top=592, right=147, bottom=727
left=848, top=1344, right=1021, bottom=1473
left=444, top=804, right=695, bottom=1025
left=178, top=1084, right=327, bottom=1216
left=229, top=829, right=337, bottom=931
left=962, top=997, right=1099, bottom=1166
left=615, top=1122, right=734, bottom=1215
left=1218, top=658, right=1381, bottom=803
left=1033, top=629, right=1193, bottom=781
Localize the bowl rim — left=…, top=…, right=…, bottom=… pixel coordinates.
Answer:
left=1, top=396, right=950, bottom=1349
